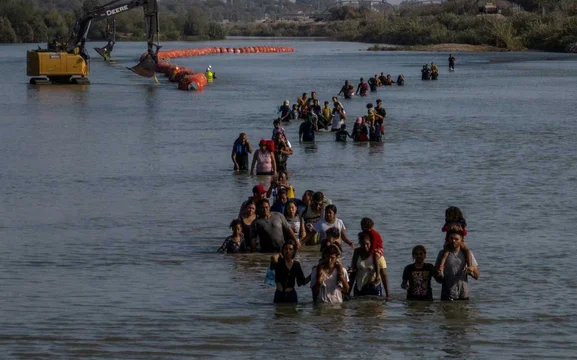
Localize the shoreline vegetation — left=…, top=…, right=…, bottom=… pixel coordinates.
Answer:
left=366, top=43, right=509, bottom=52
left=1, top=0, right=576, bottom=53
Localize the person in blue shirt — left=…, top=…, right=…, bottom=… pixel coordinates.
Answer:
left=270, top=187, right=289, bottom=214
left=231, top=133, right=253, bottom=172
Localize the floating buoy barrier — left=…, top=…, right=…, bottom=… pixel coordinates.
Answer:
left=178, top=73, right=208, bottom=91
left=156, top=46, right=294, bottom=60
left=143, top=46, right=294, bottom=91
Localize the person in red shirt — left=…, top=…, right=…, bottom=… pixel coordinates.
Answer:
left=360, top=217, right=383, bottom=257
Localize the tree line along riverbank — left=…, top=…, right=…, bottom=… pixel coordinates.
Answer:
left=1, top=0, right=576, bottom=53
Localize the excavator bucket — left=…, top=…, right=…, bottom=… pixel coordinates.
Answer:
left=94, top=47, right=110, bottom=61
left=128, top=53, right=156, bottom=78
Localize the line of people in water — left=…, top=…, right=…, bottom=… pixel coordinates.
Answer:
left=422, top=55, right=456, bottom=80
left=422, top=62, right=440, bottom=80
left=226, top=61, right=474, bottom=304
left=219, top=180, right=480, bottom=304
left=230, top=93, right=390, bottom=174
left=339, top=73, right=405, bottom=99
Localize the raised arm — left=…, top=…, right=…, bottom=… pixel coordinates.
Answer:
left=341, top=228, right=354, bottom=248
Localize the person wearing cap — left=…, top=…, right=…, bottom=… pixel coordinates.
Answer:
left=250, top=139, right=276, bottom=176
left=251, top=199, right=299, bottom=253
left=231, top=133, right=253, bottom=172
left=270, top=187, right=289, bottom=214
left=239, top=184, right=268, bottom=216
left=279, top=100, right=291, bottom=122
left=205, top=65, right=214, bottom=83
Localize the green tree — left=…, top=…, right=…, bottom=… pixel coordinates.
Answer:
left=0, top=17, right=18, bottom=43
left=207, top=22, right=225, bottom=39
left=183, top=7, right=208, bottom=36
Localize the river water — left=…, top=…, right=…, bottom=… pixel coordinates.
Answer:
left=1, top=40, right=576, bottom=359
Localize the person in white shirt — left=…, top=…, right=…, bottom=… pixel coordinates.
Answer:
left=311, top=245, right=350, bottom=303
left=331, top=103, right=347, bottom=131
left=304, top=204, right=354, bottom=248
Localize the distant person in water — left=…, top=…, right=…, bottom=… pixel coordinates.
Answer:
left=331, top=102, right=346, bottom=131
left=396, top=74, right=405, bottom=86
left=250, top=139, right=276, bottom=176
left=299, top=116, right=317, bottom=143
left=338, top=80, right=355, bottom=99
left=356, top=77, right=369, bottom=96
left=384, top=74, right=395, bottom=86
left=448, top=54, right=456, bottom=71
left=368, top=75, right=379, bottom=92
left=231, top=133, right=253, bottom=172
left=378, top=72, right=386, bottom=86
left=335, top=124, right=352, bottom=142
left=279, top=100, right=291, bottom=122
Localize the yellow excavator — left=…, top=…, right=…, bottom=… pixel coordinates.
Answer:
left=27, top=0, right=160, bottom=84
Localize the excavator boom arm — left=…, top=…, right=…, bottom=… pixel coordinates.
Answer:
left=68, top=0, right=158, bottom=61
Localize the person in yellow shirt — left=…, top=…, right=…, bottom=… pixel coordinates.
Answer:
left=297, top=93, right=308, bottom=112
left=322, top=101, right=333, bottom=127
left=205, top=65, right=214, bottom=82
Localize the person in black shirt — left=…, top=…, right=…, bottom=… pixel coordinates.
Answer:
left=401, top=245, right=436, bottom=300
left=270, top=239, right=309, bottom=303
left=368, top=75, right=378, bottom=92
left=299, top=117, right=317, bottom=142
left=374, top=99, right=386, bottom=119
left=335, top=124, right=352, bottom=142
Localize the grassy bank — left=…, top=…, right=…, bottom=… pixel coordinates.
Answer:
left=367, top=43, right=508, bottom=52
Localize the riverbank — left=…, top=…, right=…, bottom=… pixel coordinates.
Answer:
left=367, top=43, right=509, bottom=53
